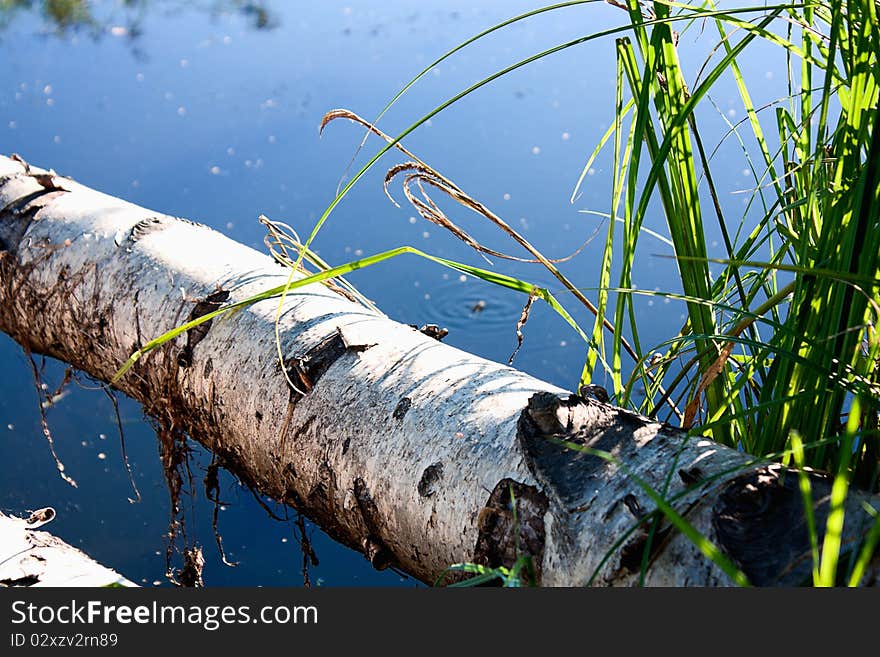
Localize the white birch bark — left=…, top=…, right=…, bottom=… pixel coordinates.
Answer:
left=0, top=154, right=877, bottom=586
left=0, top=509, right=135, bottom=587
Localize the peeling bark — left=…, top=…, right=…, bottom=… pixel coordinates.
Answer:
left=0, top=154, right=878, bottom=586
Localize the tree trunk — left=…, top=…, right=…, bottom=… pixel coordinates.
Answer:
left=0, top=509, right=135, bottom=587
left=0, top=153, right=877, bottom=586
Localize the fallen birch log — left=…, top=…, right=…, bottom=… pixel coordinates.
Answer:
left=0, top=153, right=877, bottom=587
left=0, top=508, right=135, bottom=587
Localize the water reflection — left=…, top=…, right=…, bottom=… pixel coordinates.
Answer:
left=0, top=0, right=278, bottom=39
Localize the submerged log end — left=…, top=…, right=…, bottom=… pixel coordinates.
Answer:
left=713, top=467, right=880, bottom=586
left=512, top=392, right=880, bottom=586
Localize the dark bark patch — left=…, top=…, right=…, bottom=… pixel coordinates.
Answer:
left=176, top=289, right=230, bottom=368
left=307, top=481, right=328, bottom=507
left=473, top=478, right=547, bottom=585
left=353, top=477, right=394, bottom=570
left=293, top=414, right=316, bottom=442
left=712, top=466, right=841, bottom=586
left=417, top=462, right=443, bottom=498
left=678, top=466, right=704, bottom=487
left=284, top=332, right=348, bottom=401
left=0, top=189, right=65, bottom=254
left=393, top=396, right=412, bottom=421
left=361, top=537, right=393, bottom=571
left=578, top=383, right=610, bottom=403
left=203, top=357, right=213, bottom=378
left=254, top=409, right=263, bottom=423
left=411, top=323, right=448, bottom=341
left=280, top=463, right=297, bottom=488
left=297, top=461, right=349, bottom=543
left=619, top=524, right=673, bottom=575
left=517, top=392, right=648, bottom=509
left=0, top=575, right=40, bottom=587
left=602, top=498, right=621, bottom=522
left=353, top=478, right=381, bottom=532
left=623, top=493, right=645, bottom=520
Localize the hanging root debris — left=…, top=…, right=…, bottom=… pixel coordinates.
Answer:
left=176, top=546, right=205, bottom=588
left=204, top=457, right=238, bottom=568
left=241, top=481, right=322, bottom=587
left=245, top=483, right=288, bottom=522
left=292, top=510, right=319, bottom=588
left=40, top=366, right=72, bottom=409
left=24, top=349, right=76, bottom=488
left=102, top=385, right=141, bottom=504
left=154, top=418, right=197, bottom=586
left=509, top=289, right=538, bottom=365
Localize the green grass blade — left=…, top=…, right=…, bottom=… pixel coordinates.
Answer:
left=789, top=430, right=821, bottom=584
left=818, top=396, right=861, bottom=586
left=112, top=245, right=599, bottom=383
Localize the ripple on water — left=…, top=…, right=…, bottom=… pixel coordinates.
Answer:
left=415, top=278, right=527, bottom=334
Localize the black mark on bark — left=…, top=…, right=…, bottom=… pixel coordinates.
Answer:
left=129, top=217, right=162, bottom=241
left=678, top=466, right=704, bottom=487
left=410, top=323, right=448, bottom=341
left=623, top=493, right=645, bottom=520
left=393, top=397, right=412, bottom=421
left=619, top=524, right=673, bottom=575
left=0, top=575, right=40, bottom=587
left=293, top=414, right=316, bottom=443
left=177, top=289, right=230, bottom=368
left=284, top=332, right=348, bottom=401
left=578, top=383, right=610, bottom=403
left=417, top=462, right=443, bottom=498
left=282, top=462, right=297, bottom=483
left=0, top=189, right=66, bottom=254
left=127, top=217, right=165, bottom=243
left=353, top=477, right=394, bottom=570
